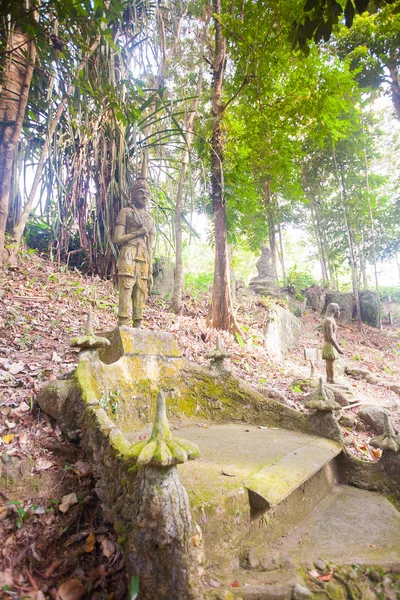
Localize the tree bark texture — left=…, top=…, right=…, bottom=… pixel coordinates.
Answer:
left=172, top=63, right=204, bottom=314
left=126, top=466, right=201, bottom=600
left=207, top=0, right=240, bottom=334
left=338, top=160, right=362, bottom=330
left=388, top=64, right=400, bottom=121
left=0, top=19, right=37, bottom=265
left=264, top=181, right=278, bottom=282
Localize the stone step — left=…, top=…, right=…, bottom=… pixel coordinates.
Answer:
left=206, top=485, right=400, bottom=598
left=177, top=424, right=342, bottom=546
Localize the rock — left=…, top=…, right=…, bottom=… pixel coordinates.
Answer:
left=387, top=382, right=400, bottom=396
left=292, top=583, right=312, bottom=599
left=151, top=256, right=175, bottom=299
left=314, top=558, right=328, bottom=572
left=259, top=551, right=281, bottom=571
left=360, top=290, right=380, bottom=328
left=345, top=366, right=371, bottom=380
left=37, top=379, right=78, bottom=439
left=339, top=414, right=356, bottom=428
left=246, top=547, right=260, bottom=569
left=260, top=386, right=291, bottom=406
left=324, top=582, right=347, bottom=600
left=291, top=378, right=318, bottom=393
left=263, top=305, right=301, bottom=360
left=325, top=383, right=352, bottom=407
left=382, top=576, right=392, bottom=587
left=304, top=286, right=326, bottom=313
left=357, top=405, right=389, bottom=434
left=325, top=292, right=355, bottom=324
left=368, top=569, right=381, bottom=583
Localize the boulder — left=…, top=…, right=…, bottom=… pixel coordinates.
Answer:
left=360, top=290, right=380, bottom=328
left=325, top=383, right=353, bottom=407
left=263, top=305, right=301, bottom=360
left=357, top=405, right=389, bottom=434
left=151, top=256, right=175, bottom=299
left=325, top=292, right=355, bottom=324
left=339, top=413, right=356, bottom=428
left=304, top=286, right=326, bottom=313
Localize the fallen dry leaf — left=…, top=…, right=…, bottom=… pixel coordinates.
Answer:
left=52, top=352, right=62, bottom=363
left=35, top=459, right=54, bottom=471
left=2, top=433, right=14, bottom=444
left=57, top=578, right=86, bottom=600
left=209, top=579, right=222, bottom=589
left=84, top=530, right=96, bottom=553
left=5, top=420, right=16, bottom=429
left=230, top=580, right=240, bottom=587
left=101, top=537, right=116, bottom=558
left=59, top=492, right=78, bottom=514
left=308, top=569, right=320, bottom=578
left=9, top=362, right=25, bottom=375
left=12, top=401, right=30, bottom=416
left=318, top=568, right=334, bottom=582
left=72, top=460, right=90, bottom=477
left=192, top=534, right=201, bottom=547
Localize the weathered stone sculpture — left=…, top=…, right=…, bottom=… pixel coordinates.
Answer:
left=206, top=334, right=230, bottom=371
left=370, top=413, right=400, bottom=453
left=70, top=308, right=110, bottom=351
left=249, top=246, right=280, bottom=297
left=127, top=390, right=202, bottom=599
left=129, top=390, right=200, bottom=466
left=322, top=302, right=344, bottom=384
left=114, top=178, right=155, bottom=328
left=305, top=377, right=340, bottom=412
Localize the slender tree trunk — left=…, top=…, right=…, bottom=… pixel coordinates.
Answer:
left=307, top=190, right=328, bottom=284
left=0, top=13, right=37, bottom=265
left=388, top=64, right=400, bottom=121
left=396, top=253, right=400, bottom=286
left=171, top=58, right=204, bottom=314
left=362, top=116, right=382, bottom=329
left=264, top=180, right=278, bottom=282
left=277, top=221, right=286, bottom=280
left=337, top=158, right=362, bottom=330
left=207, top=0, right=240, bottom=334
left=7, top=36, right=101, bottom=266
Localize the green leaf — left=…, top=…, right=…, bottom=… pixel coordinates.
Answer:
left=130, top=576, right=139, bottom=600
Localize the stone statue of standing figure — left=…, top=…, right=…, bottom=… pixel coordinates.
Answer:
left=322, top=302, right=344, bottom=384
left=114, top=178, right=155, bottom=328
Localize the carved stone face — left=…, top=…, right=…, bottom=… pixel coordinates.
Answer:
left=131, top=187, right=149, bottom=208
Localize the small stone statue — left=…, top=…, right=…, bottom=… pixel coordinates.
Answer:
left=370, top=413, right=400, bottom=454
left=322, top=303, right=344, bottom=384
left=206, top=334, right=230, bottom=371
left=70, top=308, right=110, bottom=351
left=114, top=178, right=155, bottom=328
left=129, top=390, right=199, bottom=467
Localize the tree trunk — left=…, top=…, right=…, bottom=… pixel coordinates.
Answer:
left=362, top=116, right=382, bottom=329
left=0, top=15, right=37, bottom=265
left=171, top=62, right=204, bottom=314
left=388, top=64, right=400, bottom=121
left=7, top=36, right=101, bottom=266
left=264, top=180, right=278, bottom=282
left=337, top=159, right=362, bottom=330
left=307, top=190, right=328, bottom=284
left=206, top=0, right=241, bottom=334
left=277, top=221, right=286, bottom=280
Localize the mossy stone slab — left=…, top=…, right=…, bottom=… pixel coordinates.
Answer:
left=174, top=424, right=341, bottom=510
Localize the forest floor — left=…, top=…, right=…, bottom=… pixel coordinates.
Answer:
left=0, top=251, right=400, bottom=599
